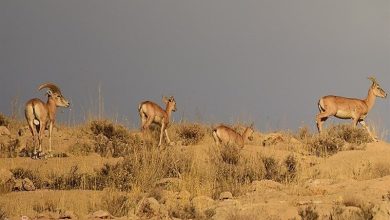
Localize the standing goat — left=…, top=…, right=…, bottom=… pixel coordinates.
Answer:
left=138, top=96, right=177, bottom=147
left=25, top=83, right=70, bottom=158
left=213, top=123, right=254, bottom=148
left=316, top=77, right=387, bottom=141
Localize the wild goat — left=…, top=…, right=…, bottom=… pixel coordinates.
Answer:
left=316, top=77, right=387, bottom=141
left=25, top=83, right=70, bottom=158
left=138, top=96, right=177, bottom=147
left=212, top=123, right=254, bottom=148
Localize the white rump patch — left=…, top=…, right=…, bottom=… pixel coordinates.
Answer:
left=33, top=119, right=40, bottom=126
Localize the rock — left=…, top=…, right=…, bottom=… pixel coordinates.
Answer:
left=339, top=206, right=364, bottom=220
left=13, top=179, right=23, bottom=191
left=22, top=178, right=36, bottom=191
left=0, top=168, right=13, bottom=185
left=136, top=197, right=166, bottom=217
left=154, top=178, right=183, bottom=191
left=89, top=210, right=114, bottom=219
left=0, top=168, right=14, bottom=193
left=251, top=180, right=284, bottom=192
left=262, top=133, right=285, bottom=146
left=373, top=202, right=390, bottom=220
left=219, top=192, right=233, bottom=200
left=191, top=196, right=215, bottom=218
left=0, top=126, right=11, bottom=136
left=59, top=210, right=78, bottom=219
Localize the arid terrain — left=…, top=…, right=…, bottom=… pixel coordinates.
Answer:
left=1, top=113, right=390, bottom=220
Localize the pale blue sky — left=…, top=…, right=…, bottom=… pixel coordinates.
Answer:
left=1, top=0, right=389, bottom=134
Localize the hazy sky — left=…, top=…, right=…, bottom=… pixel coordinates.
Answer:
left=1, top=1, right=389, bottom=134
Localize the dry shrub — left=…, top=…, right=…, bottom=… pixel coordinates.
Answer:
left=90, top=120, right=142, bottom=157
left=96, top=147, right=192, bottom=192
left=353, top=161, right=390, bottom=180
left=298, top=205, right=319, bottom=220
left=68, top=142, right=94, bottom=156
left=220, top=144, right=241, bottom=165
left=11, top=167, right=43, bottom=189
left=212, top=148, right=265, bottom=198
left=303, top=124, right=372, bottom=157
left=100, top=188, right=132, bottom=217
left=341, top=195, right=375, bottom=220
left=0, top=205, right=7, bottom=220
left=33, top=199, right=59, bottom=213
left=173, top=123, right=208, bottom=146
left=0, top=138, right=19, bottom=158
left=0, top=114, right=9, bottom=127
left=262, top=155, right=298, bottom=183
left=48, top=165, right=97, bottom=190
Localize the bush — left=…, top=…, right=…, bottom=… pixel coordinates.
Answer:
left=100, top=188, right=131, bottom=217
left=298, top=205, right=319, bottom=220
left=300, top=124, right=373, bottom=157
left=0, top=138, right=19, bottom=158
left=90, top=120, right=142, bottom=157
left=0, top=114, right=9, bottom=127
left=11, top=167, right=43, bottom=189
left=68, top=142, right=94, bottom=156
left=212, top=150, right=265, bottom=198
left=174, top=123, right=207, bottom=146
left=96, top=147, right=192, bottom=192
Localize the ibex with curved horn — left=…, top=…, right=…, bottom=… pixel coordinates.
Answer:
left=138, top=96, right=177, bottom=147
left=25, top=83, right=70, bottom=158
left=316, top=77, right=387, bottom=141
left=212, top=123, right=254, bottom=148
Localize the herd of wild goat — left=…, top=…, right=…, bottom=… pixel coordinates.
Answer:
left=23, top=77, right=387, bottom=159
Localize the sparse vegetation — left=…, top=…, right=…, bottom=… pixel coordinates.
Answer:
left=0, top=138, right=19, bottom=158
left=0, top=117, right=389, bottom=219
left=173, top=123, right=207, bottom=146
left=0, top=114, right=10, bottom=127
left=299, top=124, right=373, bottom=157
left=298, top=205, right=319, bottom=220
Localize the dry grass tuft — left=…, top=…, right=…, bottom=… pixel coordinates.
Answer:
left=0, top=114, right=10, bottom=127
left=173, top=123, right=208, bottom=146
left=298, top=205, right=319, bottom=220
left=298, top=124, right=373, bottom=157
left=89, top=119, right=143, bottom=157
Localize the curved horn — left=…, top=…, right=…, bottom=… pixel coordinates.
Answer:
left=368, top=76, right=378, bottom=85
left=38, top=82, right=62, bottom=94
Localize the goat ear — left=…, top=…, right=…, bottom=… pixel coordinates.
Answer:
left=46, top=90, right=53, bottom=96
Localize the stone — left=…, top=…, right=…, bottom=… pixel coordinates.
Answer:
left=90, top=210, right=114, bottom=219
left=13, top=179, right=23, bottom=191
left=219, top=192, right=233, bottom=200
left=22, top=178, right=36, bottom=191
left=262, top=133, right=285, bottom=146
left=0, top=126, right=11, bottom=136
left=59, top=210, right=78, bottom=219
left=137, top=197, right=165, bottom=217
left=0, top=168, right=14, bottom=192
left=191, top=196, right=215, bottom=218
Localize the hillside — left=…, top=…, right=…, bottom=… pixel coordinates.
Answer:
left=1, top=115, right=390, bottom=220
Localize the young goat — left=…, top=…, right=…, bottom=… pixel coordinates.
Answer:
left=213, top=123, right=254, bottom=148
left=138, top=96, right=177, bottom=147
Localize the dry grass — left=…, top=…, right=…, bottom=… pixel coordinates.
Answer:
left=0, top=117, right=388, bottom=219
left=297, top=124, right=373, bottom=157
